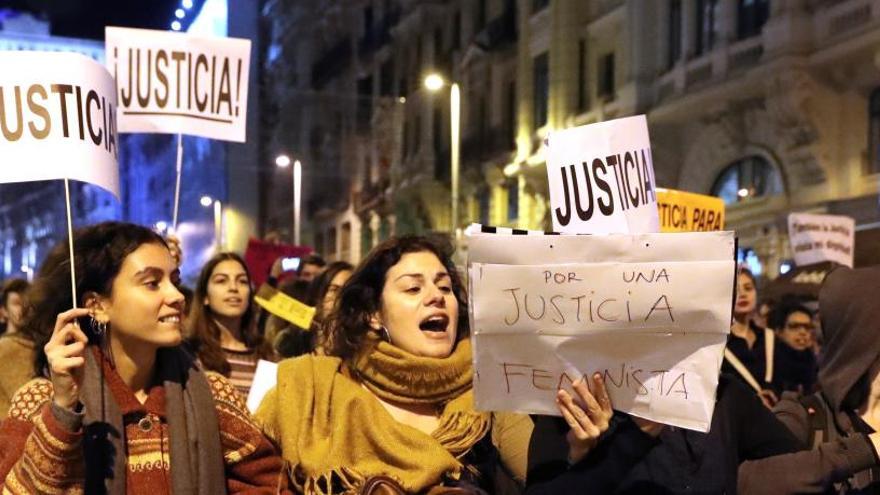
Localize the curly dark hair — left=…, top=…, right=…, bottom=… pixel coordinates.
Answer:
left=26, top=222, right=167, bottom=377
left=327, top=235, right=468, bottom=362
left=185, top=252, right=272, bottom=376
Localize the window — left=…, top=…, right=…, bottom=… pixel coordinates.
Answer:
left=533, top=52, right=549, bottom=130
left=668, top=0, right=682, bottom=68
left=478, top=188, right=490, bottom=225
left=695, top=0, right=718, bottom=56
left=363, top=5, right=373, bottom=34
left=506, top=80, right=516, bottom=147
left=380, top=60, right=394, bottom=96
left=507, top=180, right=519, bottom=222
left=577, top=39, right=588, bottom=112
left=710, top=155, right=783, bottom=204
left=475, top=0, right=487, bottom=31
left=453, top=11, right=461, bottom=50
left=532, top=0, right=550, bottom=13
left=869, top=88, right=880, bottom=174
left=598, top=52, right=615, bottom=101
left=737, top=0, right=769, bottom=40
left=433, top=27, right=443, bottom=67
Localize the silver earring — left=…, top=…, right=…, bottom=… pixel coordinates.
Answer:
left=380, top=325, right=391, bottom=343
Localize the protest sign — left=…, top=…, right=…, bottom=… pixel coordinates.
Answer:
left=254, top=283, right=316, bottom=329
left=0, top=51, right=119, bottom=197
left=246, top=360, right=278, bottom=413
left=546, top=115, right=659, bottom=234
left=243, top=237, right=312, bottom=287
left=105, top=27, right=251, bottom=142
left=467, top=228, right=735, bottom=432
left=788, top=212, right=854, bottom=268
left=656, top=188, right=725, bottom=232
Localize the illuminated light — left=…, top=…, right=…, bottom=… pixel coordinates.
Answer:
left=155, top=221, right=168, bottom=232
left=175, top=8, right=185, bottom=18
left=737, top=188, right=750, bottom=198
left=503, top=162, right=519, bottom=176
left=275, top=154, right=291, bottom=168
left=424, top=74, right=444, bottom=92
left=171, top=20, right=182, bottom=31
left=398, top=96, right=406, bottom=103
left=779, top=262, right=792, bottom=275
left=200, top=195, right=213, bottom=207
left=182, top=0, right=194, bottom=8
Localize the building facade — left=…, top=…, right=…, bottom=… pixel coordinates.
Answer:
left=262, top=0, right=880, bottom=276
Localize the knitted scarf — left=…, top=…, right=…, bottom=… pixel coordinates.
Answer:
left=80, top=346, right=225, bottom=494
left=258, top=338, right=490, bottom=494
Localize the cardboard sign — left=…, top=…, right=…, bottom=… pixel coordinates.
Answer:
left=546, top=115, right=659, bottom=234
left=788, top=212, right=855, bottom=268
left=0, top=51, right=119, bottom=196
left=467, top=228, right=735, bottom=432
left=656, top=188, right=725, bottom=232
left=246, top=360, right=278, bottom=413
left=105, top=27, right=251, bottom=142
left=254, top=283, right=316, bottom=329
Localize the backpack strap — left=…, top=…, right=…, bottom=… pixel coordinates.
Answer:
left=764, top=328, right=775, bottom=384
left=724, top=348, right=763, bottom=393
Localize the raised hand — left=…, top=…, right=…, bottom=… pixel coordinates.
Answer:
left=556, top=373, right=614, bottom=465
left=44, top=308, right=91, bottom=410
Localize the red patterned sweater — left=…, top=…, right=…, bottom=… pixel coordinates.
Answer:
left=0, top=362, right=289, bottom=494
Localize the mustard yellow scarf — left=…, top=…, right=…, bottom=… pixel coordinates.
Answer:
left=256, top=339, right=490, bottom=494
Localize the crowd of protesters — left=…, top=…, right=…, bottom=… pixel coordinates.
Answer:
left=0, top=220, right=877, bottom=493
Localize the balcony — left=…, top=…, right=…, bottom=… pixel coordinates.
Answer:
left=815, top=0, right=878, bottom=43
left=473, top=2, right=518, bottom=51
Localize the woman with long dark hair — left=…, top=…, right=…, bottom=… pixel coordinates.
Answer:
left=0, top=222, right=287, bottom=493
left=187, top=252, right=274, bottom=396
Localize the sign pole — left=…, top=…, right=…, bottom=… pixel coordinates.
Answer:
left=64, top=178, right=78, bottom=308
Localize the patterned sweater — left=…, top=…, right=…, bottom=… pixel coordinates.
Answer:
left=0, top=366, right=289, bottom=494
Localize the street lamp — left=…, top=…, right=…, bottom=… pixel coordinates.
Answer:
left=275, top=154, right=301, bottom=245
left=424, top=73, right=461, bottom=237
left=201, top=195, right=223, bottom=250
left=200, top=195, right=213, bottom=207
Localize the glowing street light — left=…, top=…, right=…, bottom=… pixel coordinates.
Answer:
left=155, top=221, right=168, bottom=233
left=175, top=8, right=185, bottom=18
left=275, top=154, right=291, bottom=168
left=737, top=188, right=750, bottom=199
left=423, top=73, right=461, bottom=237
left=182, top=0, right=194, bottom=8
left=171, top=20, right=182, bottom=31
left=200, top=195, right=213, bottom=207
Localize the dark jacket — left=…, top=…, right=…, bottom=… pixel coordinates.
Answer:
left=772, top=338, right=818, bottom=395
left=527, top=374, right=802, bottom=494
left=738, top=265, right=880, bottom=494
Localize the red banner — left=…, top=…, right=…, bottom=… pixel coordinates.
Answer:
left=243, top=237, right=312, bottom=287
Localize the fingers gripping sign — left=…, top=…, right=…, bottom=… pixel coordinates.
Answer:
left=556, top=373, right=614, bottom=465
left=45, top=308, right=91, bottom=411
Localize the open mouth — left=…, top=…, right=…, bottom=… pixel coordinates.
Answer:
left=158, top=315, right=180, bottom=324
left=419, top=315, right=449, bottom=333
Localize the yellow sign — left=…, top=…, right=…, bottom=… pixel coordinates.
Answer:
left=254, top=283, right=316, bottom=330
left=656, top=188, right=725, bottom=232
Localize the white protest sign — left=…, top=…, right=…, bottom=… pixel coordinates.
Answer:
left=106, top=27, right=251, bottom=142
left=246, top=359, right=278, bottom=413
left=547, top=115, right=659, bottom=234
left=0, top=51, right=119, bottom=196
left=788, top=213, right=855, bottom=268
left=468, top=229, right=735, bottom=432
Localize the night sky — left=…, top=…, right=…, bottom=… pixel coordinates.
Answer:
left=0, top=0, right=203, bottom=39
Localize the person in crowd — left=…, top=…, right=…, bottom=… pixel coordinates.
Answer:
left=0, top=278, right=32, bottom=417
left=306, top=260, right=353, bottom=353
left=187, top=252, right=274, bottom=397
left=724, top=267, right=779, bottom=406
left=528, top=370, right=804, bottom=493
left=0, top=221, right=288, bottom=493
left=268, top=279, right=314, bottom=358
left=768, top=300, right=818, bottom=395
left=297, top=254, right=326, bottom=283
left=737, top=265, right=880, bottom=494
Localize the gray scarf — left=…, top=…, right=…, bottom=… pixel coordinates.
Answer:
left=80, top=346, right=225, bottom=494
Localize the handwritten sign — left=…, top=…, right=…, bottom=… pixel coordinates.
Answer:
left=546, top=115, right=659, bottom=234
left=656, top=188, right=725, bottom=232
left=788, top=212, right=854, bottom=268
left=0, top=51, right=119, bottom=196
left=254, top=284, right=315, bottom=329
left=468, top=229, right=735, bottom=432
left=105, top=27, right=251, bottom=142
